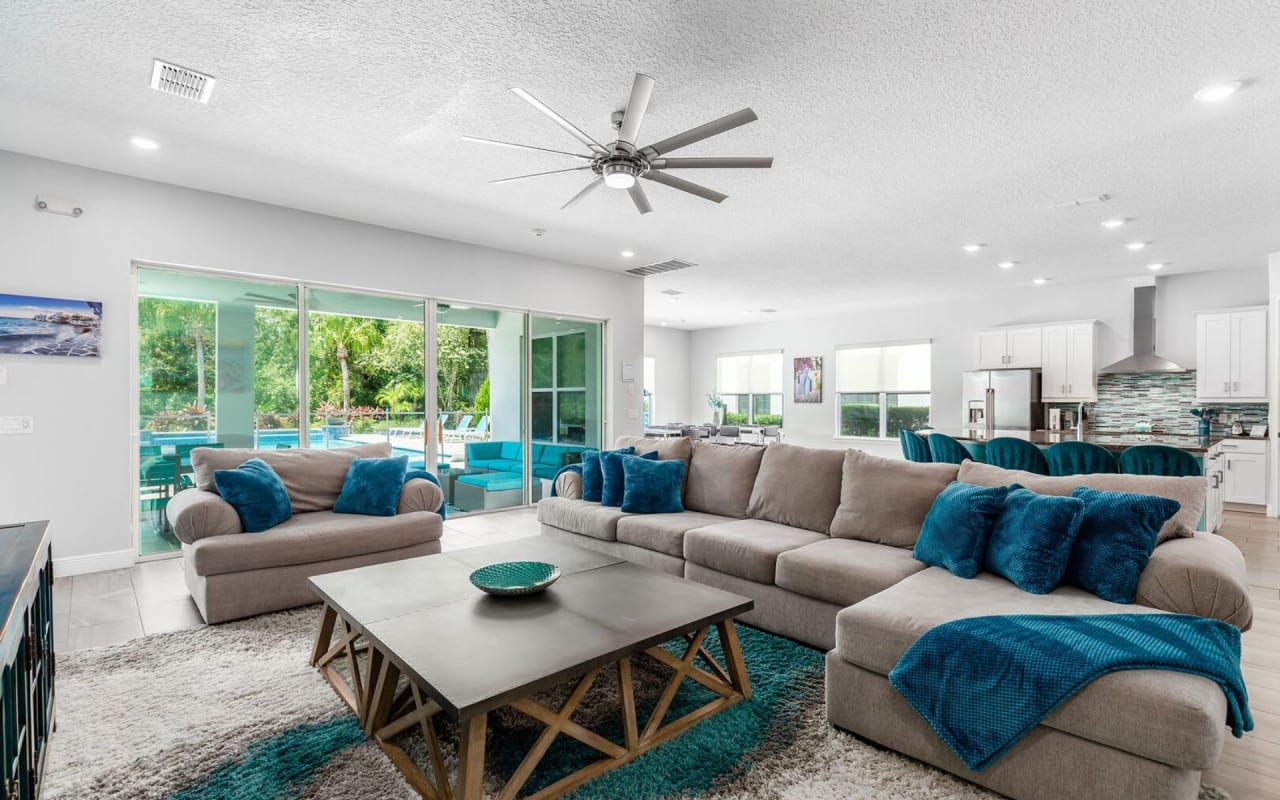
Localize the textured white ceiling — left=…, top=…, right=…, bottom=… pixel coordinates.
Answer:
left=2, top=1, right=1279, bottom=329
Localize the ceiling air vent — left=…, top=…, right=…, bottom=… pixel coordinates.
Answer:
left=626, top=258, right=696, bottom=278
left=150, top=59, right=216, bottom=104
left=660, top=289, right=684, bottom=296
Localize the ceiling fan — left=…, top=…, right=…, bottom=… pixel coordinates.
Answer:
left=463, top=73, right=772, bottom=214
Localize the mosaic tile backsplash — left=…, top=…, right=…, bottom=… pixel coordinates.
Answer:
left=1048, top=372, right=1268, bottom=436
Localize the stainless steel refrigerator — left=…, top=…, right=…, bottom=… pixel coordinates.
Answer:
left=962, top=370, right=1042, bottom=431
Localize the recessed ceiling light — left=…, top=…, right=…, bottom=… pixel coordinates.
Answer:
left=963, top=243, right=985, bottom=253
left=1147, top=262, right=1166, bottom=271
left=129, top=135, right=159, bottom=151
left=1195, top=81, right=1243, bottom=103
left=997, top=261, right=1016, bottom=270
left=666, top=297, right=680, bottom=304
left=452, top=304, right=472, bottom=310
left=1032, top=277, right=1049, bottom=285
left=1125, top=241, right=1148, bottom=251
left=660, top=321, right=669, bottom=326
left=1101, top=218, right=1126, bottom=229
left=620, top=250, right=635, bottom=258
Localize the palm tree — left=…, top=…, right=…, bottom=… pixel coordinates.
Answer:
left=186, top=318, right=209, bottom=409
left=310, top=314, right=379, bottom=416
left=144, top=298, right=215, bottom=410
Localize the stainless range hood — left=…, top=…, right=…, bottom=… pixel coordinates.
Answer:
left=1097, top=285, right=1188, bottom=374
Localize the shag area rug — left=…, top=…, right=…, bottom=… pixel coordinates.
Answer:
left=46, top=608, right=1229, bottom=800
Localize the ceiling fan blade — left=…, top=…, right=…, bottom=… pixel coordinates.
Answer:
left=650, top=156, right=773, bottom=169
left=627, top=182, right=653, bottom=215
left=461, top=135, right=592, bottom=159
left=616, top=73, right=656, bottom=148
left=639, top=108, right=758, bottom=157
left=561, top=178, right=603, bottom=209
left=643, top=171, right=727, bottom=203
left=489, top=166, right=591, bottom=185
left=510, top=88, right=608, bottom=154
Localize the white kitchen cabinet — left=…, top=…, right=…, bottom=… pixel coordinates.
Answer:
left=1203, top=444, right=1224, bottom=532
left=1196, top=307, right=1268, bottom=402
left=1041, top=322, right=1097, bottom=401
left=976, top=326, right=1042, bottom=369
left=1220, top=439, right=1268, bottom=506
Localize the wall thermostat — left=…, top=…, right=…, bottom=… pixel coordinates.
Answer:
left=34, top=194, right=83, bottom=217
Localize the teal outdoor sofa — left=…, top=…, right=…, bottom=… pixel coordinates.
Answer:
left=465, top=440, right=590, bottom=480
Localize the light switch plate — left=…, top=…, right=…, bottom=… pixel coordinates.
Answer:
left=0, top=416, right=33, bottom=434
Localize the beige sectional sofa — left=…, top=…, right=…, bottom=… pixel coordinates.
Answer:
left=538, top=437, right=1252, bottom=800
left=167, top=442, right=444, bottom=623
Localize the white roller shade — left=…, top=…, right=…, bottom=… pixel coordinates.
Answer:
left=836, top=343, right=931, bottom=393
left=717, top=352, right=782, bottom=394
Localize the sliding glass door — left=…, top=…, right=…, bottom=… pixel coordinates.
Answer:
left=136, top=268, right=299, bottom=556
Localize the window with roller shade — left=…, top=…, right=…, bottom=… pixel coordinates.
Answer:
left=715, top=351, right=784, bottom=425
left=835, top=342, right=931, bottom=437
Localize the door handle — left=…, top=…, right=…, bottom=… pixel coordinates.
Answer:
left=1233, top=381, right=1239, bottom=392
left=1067, top=384, right=1072, bottom=394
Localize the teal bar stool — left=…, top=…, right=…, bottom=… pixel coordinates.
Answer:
left=1118, top=445, right=1202, bottom=478
left=899, top=430, right=933, bottom=462
left=928, top=432, right=973, bottom=464
left=1046, top=441, right=1118, bottom=475
left=984, top=437, right=1049, bottom=474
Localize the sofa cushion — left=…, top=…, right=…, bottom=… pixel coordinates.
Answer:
left=776, top=538, right=927, bottom=607
left=621, top=456, right=686, bottom=514
left=614, top=436, right=694, bottom=496
left=212, top=457, right=293, bottom=533
left=684, top=441, right=765, bottom=519
left=829, top=450, right=958, bottom=546
left=957, top=461, right=1204, bottom=543
left=192, top=442, right=392, bottom=513
left=536, top=497, right=628, bottom=541
left=333, top=456, right=409, bottom=517
left=834, top=568, right=1224, bottom=770
left=1067, top=487, right=1181, bottom=604
left=616, top=511, right=735, bottom=558
left=913, top=482, right=1009, bottom=579
left=601, top=450, right=657, bottom=507
left=187, top=509, right=440, bottom=577
left=746, top=443, right=846, bottom=533
left=984, top=487, right=1086, bottom=594
left=683, top=518, right=826, bottom=584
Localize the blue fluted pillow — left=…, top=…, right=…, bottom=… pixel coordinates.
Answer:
left=213, top=457, right=292, bottom=533
left=985, top=486, right=1086, bottom=594
left=621, top=455, right=686, bottom=514
left=600, top=449, right=657, bottom=507
left=1067, top=487, right=1181, bottom=603
left=581, top=447, right=636, bottom=503
left=913, top=482, right=1010, bottom=578
left=334, top=456, right=409, bottom=517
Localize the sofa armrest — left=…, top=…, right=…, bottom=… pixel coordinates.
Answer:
left=1136, top=532, right=1252, bottom=631
left=554, top=469, right=583, bottom=500
left=399, top=478, right=444, bottom=515
left=168, top=488, right=243, bottom=544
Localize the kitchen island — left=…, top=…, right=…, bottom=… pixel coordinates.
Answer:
left=930, top=427, right=1252, bottom=455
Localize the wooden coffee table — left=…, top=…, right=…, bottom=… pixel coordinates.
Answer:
left=308, top=538, right=754, bottom=800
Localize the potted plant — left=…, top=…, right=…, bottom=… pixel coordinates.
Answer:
left=706, top=388, right=724, bottom=427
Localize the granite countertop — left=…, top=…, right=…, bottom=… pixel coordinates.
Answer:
left=934, top=428, right=1258, bottom=454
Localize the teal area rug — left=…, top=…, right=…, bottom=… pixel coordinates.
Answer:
left=44, top=608, right=1230, bottom=800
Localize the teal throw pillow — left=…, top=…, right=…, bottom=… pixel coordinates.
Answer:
left=620, top=455, right=686, bottom=514
left=600, top=449, right=657, bottom=507
left=984, top=486, right=1086, bottom=594
left=1066, top=487, right=1181, bottom=603
left=581, top=447, right=636, bottom=503
left=334, top=456, right=409, bottom=517
left=913, top=482, right=1010, bottom=578
left=213, top=457, right=292, bottom=533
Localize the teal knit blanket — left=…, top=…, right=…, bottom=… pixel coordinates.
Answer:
left=888, top=613, right=1252, bottom=772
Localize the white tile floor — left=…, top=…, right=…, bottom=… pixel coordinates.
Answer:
left=55, top=506, right=541, bottom=652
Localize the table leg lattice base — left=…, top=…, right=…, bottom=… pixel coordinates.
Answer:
left=311, top=604, right=752, bottom=800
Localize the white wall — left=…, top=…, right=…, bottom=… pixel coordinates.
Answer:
left=0, top=151, right=644, bottom=570
left=687, top=269, right=1269, bottom=459
left=643, top=325, right=692, bottom=425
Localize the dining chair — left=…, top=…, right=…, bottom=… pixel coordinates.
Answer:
left=984, top=437, right=1049, bottom=474
left=899, top=430, right=933, bottom=462
left=1045, top=441, right=1118, bottom=475
left=1118, top=445, right=1202, bottom=478
left=927, top=432, right=973, bottom=464
left=717, top=425, right=740, bottom=444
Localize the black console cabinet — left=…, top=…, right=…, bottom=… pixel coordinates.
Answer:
left=0, top=521, right=54, bottom=800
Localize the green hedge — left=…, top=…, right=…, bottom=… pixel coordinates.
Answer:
left=839, top=403, right=930, bottom=437
left=721, top=412, right=783, bottom=426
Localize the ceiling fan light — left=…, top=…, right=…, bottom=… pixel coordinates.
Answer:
left=602, top=163, right=637, bottom=189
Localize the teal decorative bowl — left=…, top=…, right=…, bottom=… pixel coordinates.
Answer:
left=469, top=561, right=562, bottom=596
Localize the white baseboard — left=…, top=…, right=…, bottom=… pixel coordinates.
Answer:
left=54, top=549, right=135, bottom=577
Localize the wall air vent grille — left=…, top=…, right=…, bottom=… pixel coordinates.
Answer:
left=150, top=59, right=215, bottom=103
left=627, top=258, right=696, bottom=277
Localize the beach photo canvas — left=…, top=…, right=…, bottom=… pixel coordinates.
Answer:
left=0, top=293, right=103, bottom=357
left=794, top=356, right=822, bottom=403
